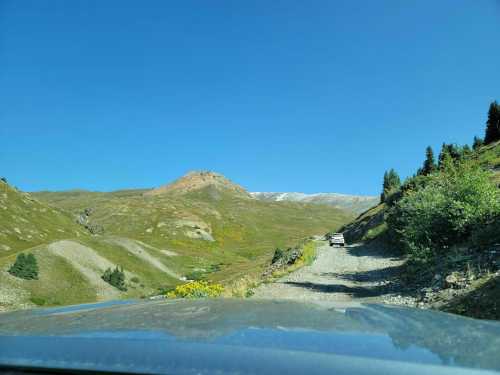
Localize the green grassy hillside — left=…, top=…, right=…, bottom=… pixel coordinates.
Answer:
left=0, top=180, right=88, bottom=254
left=1, top=173, right=352, bottom=311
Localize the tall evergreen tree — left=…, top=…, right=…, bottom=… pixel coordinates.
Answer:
left=388, top=169, right=401, bottom=188
left=438, top=143, right=449, bottom=169
left=421, top=146, right=436, bottom=175
left=484, top=101, right=500, bottom=144
left=381, top=169, right=401, bottom=203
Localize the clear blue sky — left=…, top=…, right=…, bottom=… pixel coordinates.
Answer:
left=1, top=1, right=499, bottom=195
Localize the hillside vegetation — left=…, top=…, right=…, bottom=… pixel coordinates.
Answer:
left=343, top=140, right=500, bottom=246
left=1, top=172, right=352, bottom=311
left=340, top=102, right=500, bottom=319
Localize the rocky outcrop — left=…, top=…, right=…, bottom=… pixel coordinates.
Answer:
left=262, top=246, right=303, bottom=278
left=76, top=208, right=104, bottom=235
left=174, top=219, right=215, bottom=242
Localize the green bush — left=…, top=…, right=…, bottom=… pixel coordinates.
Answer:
left=387, top=161, right=499, bottom=259
left=8, top=253, right=39, bottom=280
left=102, top=266, right=127, bottom=291
left=30, top=297, right=46, bottom=306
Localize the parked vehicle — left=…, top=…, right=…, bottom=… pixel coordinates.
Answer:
left=329, top=233, right=345, bottom=247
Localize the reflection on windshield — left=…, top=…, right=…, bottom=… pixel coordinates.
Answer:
left=0, top=299, right=499, bottom=371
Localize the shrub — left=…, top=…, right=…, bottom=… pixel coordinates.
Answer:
left=130, top=276, right=140, bottom=284
left=30, top=297, right=46, bottom=306
left=8, top=253, right=39, bottom=280
left=166, top=281, right=224, bottom=299
left=387, top=161, right=499, bottom=259
left=102, top=266, right=127, bottom=291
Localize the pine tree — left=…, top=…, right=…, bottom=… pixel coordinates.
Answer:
left=472, top=136, right=483, bottom=151
left=102, top=266, right=127, bottom=291
left=381, top=169, right=401, bottom=202
left=422, top=146, right=436, bottom=175
left=438, top=143, right=460, bottom=169
left=388, top=169, right=401, bottom=188
left=447, top=144, right=461, bottom=161
left=8, top=253, right=39, bottom=280
left=484, top=101, right=500, bottom=144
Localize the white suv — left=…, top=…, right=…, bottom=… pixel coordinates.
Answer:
left=329, top=233, right=345, bottom=247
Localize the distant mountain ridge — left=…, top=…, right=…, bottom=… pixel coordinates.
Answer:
left=250, top=192, right=378, bottom=214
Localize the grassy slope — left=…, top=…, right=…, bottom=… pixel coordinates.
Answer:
left=0, top=181, right=88, bottom=254
left=1, top=182, right=352, bottom=310
left=339, top=203, right=387, bottom=244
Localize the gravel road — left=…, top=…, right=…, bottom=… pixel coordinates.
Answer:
left=252, top=241, right=404, bottom=306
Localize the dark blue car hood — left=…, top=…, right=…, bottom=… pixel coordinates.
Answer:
left=0, top=299, right=499, bottom=374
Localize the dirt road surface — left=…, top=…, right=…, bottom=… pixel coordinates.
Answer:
left=252, top=241, right=404, bottom=306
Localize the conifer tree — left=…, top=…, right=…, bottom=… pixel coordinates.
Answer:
left=422, top=146, right=436, bottom=175
left=381, top=169, right=401, bottom=202
left=8, top=253, right=39, bottom=280
left=438, top=143, right=460, bottom=168
left=102, top=266, right=127, bottom=291
left=484, top=101, right=500, bottom=144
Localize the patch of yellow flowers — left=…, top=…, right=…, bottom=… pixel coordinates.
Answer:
left=166, top=280, right=224, bottom=299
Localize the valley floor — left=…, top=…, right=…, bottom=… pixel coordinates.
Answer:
left=252, top=241, right=405, bottom=306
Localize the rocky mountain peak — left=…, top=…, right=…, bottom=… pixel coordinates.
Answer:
left=145, top=171, right=251, bottom=197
